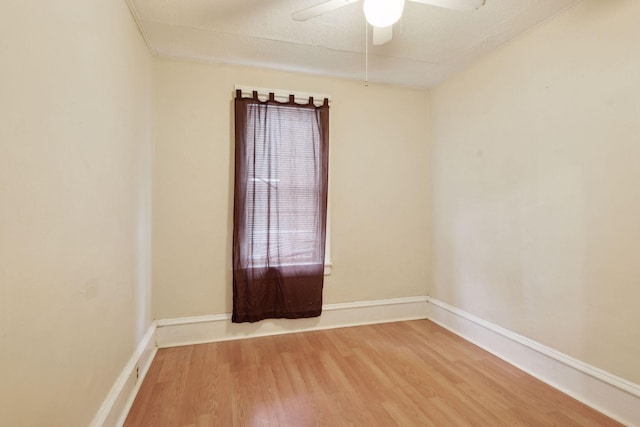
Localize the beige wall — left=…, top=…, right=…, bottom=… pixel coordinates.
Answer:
left=429, top=0, right=640, bottom=384
left=0, top=1, right=152, bottom=425
left=152, top=59, right=430, bottom=318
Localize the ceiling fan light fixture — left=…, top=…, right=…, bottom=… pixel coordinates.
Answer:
left=363, top=0, right=404, bottom=28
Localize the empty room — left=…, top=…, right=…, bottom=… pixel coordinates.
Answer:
left=1, top=0, right=639, bottom=425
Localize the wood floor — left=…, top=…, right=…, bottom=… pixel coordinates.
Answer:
left=124, top=320, right=622, bottom=426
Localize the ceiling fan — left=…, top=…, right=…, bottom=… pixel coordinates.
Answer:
left=292, top=0, right=486, bottom=45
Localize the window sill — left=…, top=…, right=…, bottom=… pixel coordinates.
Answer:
left=243, top=261, right=332, bottom=275
left=324, top=262, right=333, bottom=276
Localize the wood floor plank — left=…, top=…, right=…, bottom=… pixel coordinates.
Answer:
left=124, top=320, right=622, bottom=426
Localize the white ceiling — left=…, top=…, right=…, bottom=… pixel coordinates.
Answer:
left=129, top=0, right=583, bottom=88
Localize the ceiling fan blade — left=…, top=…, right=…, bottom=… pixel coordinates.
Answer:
left=372, top=25, right=393, bottom=45
left=407, top=0, right=485, bottom=11
left=292, top=0, right=361, bottom=21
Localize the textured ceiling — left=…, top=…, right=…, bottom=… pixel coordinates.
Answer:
left=129, top=0, right=583, bottom=88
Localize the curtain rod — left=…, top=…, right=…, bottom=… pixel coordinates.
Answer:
left=234, top=85, right=331, bottom=106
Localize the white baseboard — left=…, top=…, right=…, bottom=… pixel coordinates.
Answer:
left=94, top=296, right=639, bottom=426
left=156, top=296, right=428, bottom=348
left=90, top=323, right=157, bottom=427
left=427, top=297, right=640, bottom=427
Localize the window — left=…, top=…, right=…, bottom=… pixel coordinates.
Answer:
left=232, top=88, right=330, bottom=323
left=243, top=102, right=325, bottom=268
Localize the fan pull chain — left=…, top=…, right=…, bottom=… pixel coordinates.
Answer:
left=364, top=19, right=369, bottom=87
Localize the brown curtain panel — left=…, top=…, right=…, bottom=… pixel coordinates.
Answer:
left=232, top=90, right=329, bottom=323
